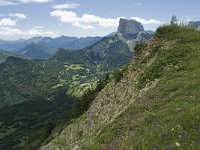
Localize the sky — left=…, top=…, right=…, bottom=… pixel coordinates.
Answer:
left=0, top=0, right=200, bottom=40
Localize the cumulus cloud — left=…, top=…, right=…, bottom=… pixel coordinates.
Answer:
left=52, top=3, right=80, bottom=9
left=0, top=26, right=57, bottom=36
left=0, top=13, right=26, bottom=28
left=33, top=26, right=44, bottom=29
left=0, top=27, right=22, bottom=35
left=131, top=17, right=164, bottom=25
left=20, top=0, right=53, bottom=3
left=73, top=22, right=95, bottom=29
left=0, top=18, right=16, bottom=26
left=50, top=10, right=121, bottom=29
left=8, top=13, right=27, bottom=19
left=0, top=0, right=53, bottom=5
left=0, top=0, right=17, bottom=6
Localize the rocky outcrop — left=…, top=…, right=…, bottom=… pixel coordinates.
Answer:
left=188, top=21, right=200, bottom=30
left=118, top=18, right=144, bottom=39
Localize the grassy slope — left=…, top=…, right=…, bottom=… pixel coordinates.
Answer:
left=88, top=25, right=200, bottom=149
left=41, top=25, right=200, bottom=150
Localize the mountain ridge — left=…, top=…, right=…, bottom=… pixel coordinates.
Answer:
left=40, top=24, right=200, bottom=150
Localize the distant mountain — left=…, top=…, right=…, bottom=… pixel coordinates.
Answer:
left=39, top=36, right=102, bottom=50
left=0, top=40, right=28, bottom=51
left=0, top=36, right=102, bottom=59
left=17, top=43, right=53, bottom=59
left=0, top=50, right=27, bottom=63
left=52, top=35, right=132, bottom=71
left=188, top=21, right=200, bottom=31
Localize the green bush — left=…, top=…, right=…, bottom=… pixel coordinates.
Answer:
left=134, top=42, right=147, bottom=57
left=113, top=69, right=124, bottom=83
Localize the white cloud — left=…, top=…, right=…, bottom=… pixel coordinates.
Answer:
left=82, top=14, right=121, bottom=27
left=20, top=0, right=53, bottom=3
left=50, top=10, right=120, bottom=29
left=27, top=28, right=55, bottom=35
left=8, top=13, right=27, bottom=19
left=184, top=16, right=199, bottom=23
left=0, top=18, right=16, bottom=26
left=0, top=27, right=57, bottom=36
left=0, top=27, right=22, bottom=35
left=0, top=0, right=17, bottom=6
left=73, top=22, right=95, bottom=29
left=33, top=26, right=44, bottom=29
left=52, top=3, right=80, bottom=9
left=131, top=17, right=164, bottom=25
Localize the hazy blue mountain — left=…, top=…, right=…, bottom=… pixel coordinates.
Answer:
left=0, top=36, right=102, bottom=53
left=0, top=40, right=28, bottom=51
left=39, top=36, right=102, bottom=50
left=16, top=43, right=53, bottom=59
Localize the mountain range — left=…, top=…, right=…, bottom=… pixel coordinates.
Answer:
left=0, top=18, right=154, bottom=60
left=0, top=36, right=102, bottom=59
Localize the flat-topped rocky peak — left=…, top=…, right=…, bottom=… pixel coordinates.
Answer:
left=118, top=18, right=144, bottom=39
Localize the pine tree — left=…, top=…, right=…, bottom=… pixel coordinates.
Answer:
left=170, top=15, right=178, bottom=25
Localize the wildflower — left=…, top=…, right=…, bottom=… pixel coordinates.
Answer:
left=175, top=142, right=180, bottom=147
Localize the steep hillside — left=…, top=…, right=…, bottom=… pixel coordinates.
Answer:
left=41, top=25, right=200, bottom=150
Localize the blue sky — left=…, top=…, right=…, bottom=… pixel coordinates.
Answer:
left=0, top=0, right=199, bottom=40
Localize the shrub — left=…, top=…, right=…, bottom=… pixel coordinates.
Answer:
left=113, top=69, right=124, bottom=83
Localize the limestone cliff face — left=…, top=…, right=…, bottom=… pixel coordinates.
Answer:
left=116, top=18, right=153, bottom=51
left=118, top=18, right=144, bottom=39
